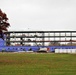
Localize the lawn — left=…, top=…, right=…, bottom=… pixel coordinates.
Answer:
left=0, top=53, right=76, bottom=75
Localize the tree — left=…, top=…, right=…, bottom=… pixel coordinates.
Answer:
left=0, top=9, right=10, bottom=40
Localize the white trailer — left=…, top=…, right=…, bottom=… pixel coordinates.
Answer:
left=55, top=49, right=76, bottom=53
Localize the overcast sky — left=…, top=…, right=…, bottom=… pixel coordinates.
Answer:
left=0, top=0, right=76, bottom=31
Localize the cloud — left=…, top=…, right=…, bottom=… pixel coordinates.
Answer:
left=0, top=0, right=76, bottom=31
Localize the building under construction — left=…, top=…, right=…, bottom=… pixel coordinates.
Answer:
left=0, top=31, right=76, bottom=52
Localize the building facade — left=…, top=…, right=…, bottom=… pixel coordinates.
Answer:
left=0, top=31, right=76, bottom=52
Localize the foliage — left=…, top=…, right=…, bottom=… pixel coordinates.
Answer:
left=0, top=9, right=10, bottom=39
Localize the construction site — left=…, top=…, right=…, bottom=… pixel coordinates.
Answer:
left=0, top=31, right=76, bottom=53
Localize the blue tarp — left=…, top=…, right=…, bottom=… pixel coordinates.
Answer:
left=0, top=38, right=76, bottom=52
left=0, top=46, right=76, bottom=52
left=0, top=38, right=5, bottom=46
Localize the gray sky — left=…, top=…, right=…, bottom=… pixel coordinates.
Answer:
left=0, top=0, right=76, bottom=31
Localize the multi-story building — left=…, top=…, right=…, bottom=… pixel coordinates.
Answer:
left=0, top=31, right=76, bottom=52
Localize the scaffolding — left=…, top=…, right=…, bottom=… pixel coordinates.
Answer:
left=5, top=31, right=76, bottom=46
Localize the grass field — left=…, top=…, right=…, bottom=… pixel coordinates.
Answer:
left=0, top=53, right=76, bottom=75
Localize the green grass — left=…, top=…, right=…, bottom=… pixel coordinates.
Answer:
left=0, top=53, right=76, bottom=75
